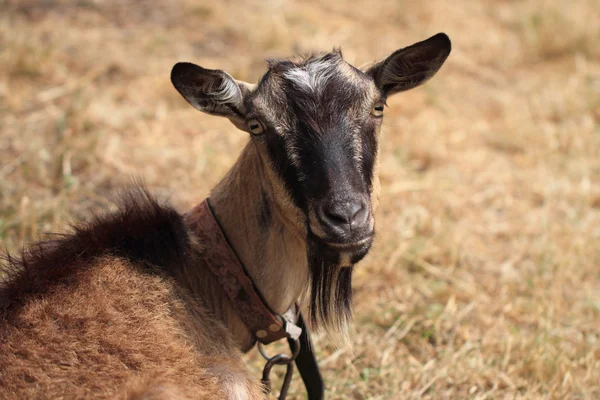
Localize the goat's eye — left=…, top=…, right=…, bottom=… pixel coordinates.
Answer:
left=246, top=119, right=265, bottom=135
left=371, top=104, right=385, bottom=117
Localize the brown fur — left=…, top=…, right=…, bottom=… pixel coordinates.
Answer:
left=0, top=190, right=263, bottom=399
left=0, top=257, right=262, bottom=399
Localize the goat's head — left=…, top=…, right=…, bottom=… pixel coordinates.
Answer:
left=171, top=33, right=451, bottom=330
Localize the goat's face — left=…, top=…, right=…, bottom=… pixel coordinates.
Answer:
left=172, top=33, right=451, bottom=328
left=246, top=52, right=382, bottom=260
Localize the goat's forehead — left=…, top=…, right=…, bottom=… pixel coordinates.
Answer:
left=257, top=54, right=375, bottom=101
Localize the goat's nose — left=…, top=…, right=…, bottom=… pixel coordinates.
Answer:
left=319, top=198, right=369, bottom=232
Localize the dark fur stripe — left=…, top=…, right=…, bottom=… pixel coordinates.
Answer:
left=257, top=190, right=272, bottom=230
left=361, top=124, right=378, bottom=190
left=0, top=187, right=191, bottom=315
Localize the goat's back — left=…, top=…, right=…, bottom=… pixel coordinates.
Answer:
left=0, top=257, right=222, bottom=398
left=0, top=188, right=263, bottom=399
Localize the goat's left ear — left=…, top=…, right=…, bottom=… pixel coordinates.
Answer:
left=171, top=62, right=254, bottom=124
left=366, top=33, right=451, bottom=96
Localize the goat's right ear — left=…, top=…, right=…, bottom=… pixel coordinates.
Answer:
left=171, top=62, right=253, bottom=122
left=366, top=33, right=451, bottom=96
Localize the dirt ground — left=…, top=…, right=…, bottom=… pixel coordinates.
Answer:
left=1, top=0, right=599, bottom=398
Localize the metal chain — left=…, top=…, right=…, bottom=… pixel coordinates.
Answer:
left=259, top=338, right=301, bottom=399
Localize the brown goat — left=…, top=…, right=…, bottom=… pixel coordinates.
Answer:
left=0, top=34, right=451, bottom=399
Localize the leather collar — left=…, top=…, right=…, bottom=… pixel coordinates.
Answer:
left=185, top=199, right=301, bottom=345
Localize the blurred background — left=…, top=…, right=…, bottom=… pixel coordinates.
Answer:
left=1, top=0, right=599, bottom=398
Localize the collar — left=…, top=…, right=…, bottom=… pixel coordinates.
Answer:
left=184, top=199, right=301, bottom=345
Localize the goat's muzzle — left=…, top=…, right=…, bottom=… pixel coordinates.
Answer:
left=307, top=194, right=374, bottom=267
left=313, top=193, right=373, bottom=241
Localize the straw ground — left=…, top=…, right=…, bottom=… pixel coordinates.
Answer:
left=1, top=0, right=599, bottom=398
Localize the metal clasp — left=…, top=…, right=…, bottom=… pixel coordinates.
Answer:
left=280, top=307, right=302, bottom=340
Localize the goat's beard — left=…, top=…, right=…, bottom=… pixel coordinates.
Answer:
left=306, top=237, right=363, bottom=340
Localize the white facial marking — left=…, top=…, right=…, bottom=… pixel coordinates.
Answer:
left=283, top=60, right=336, bottom=94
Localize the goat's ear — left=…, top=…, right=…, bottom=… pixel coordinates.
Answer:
left=171, top=62, right=254, bottom=122
left=366, top=33, right=451, bottom=96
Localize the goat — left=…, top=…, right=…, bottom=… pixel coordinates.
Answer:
left=0, top=33, right=451, bottom=399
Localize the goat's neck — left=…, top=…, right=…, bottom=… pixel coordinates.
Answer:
left=208, top=142, right=309, bottom=348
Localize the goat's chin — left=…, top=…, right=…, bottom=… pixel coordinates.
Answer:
left=305, top=235, right=371, bottom=342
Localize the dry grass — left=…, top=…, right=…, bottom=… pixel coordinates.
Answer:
left=1, top=0, right=599, bottom=398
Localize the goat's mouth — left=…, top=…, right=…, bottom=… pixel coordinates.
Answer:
left=325, top=234, right=373, bottom=250
left=306, top=224, right=374, bottom=268
left=330, top=234, right=374, bottom=262
left=307, top=216, right=375, bottom=263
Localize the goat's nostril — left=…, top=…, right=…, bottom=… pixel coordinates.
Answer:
left=351, top=201, right=369, bottom=225
left=321, top=199, right=369, bottom=229
left=348, top=201, right=363, bottom=220
left=324, top=206, right=351, bottom=225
